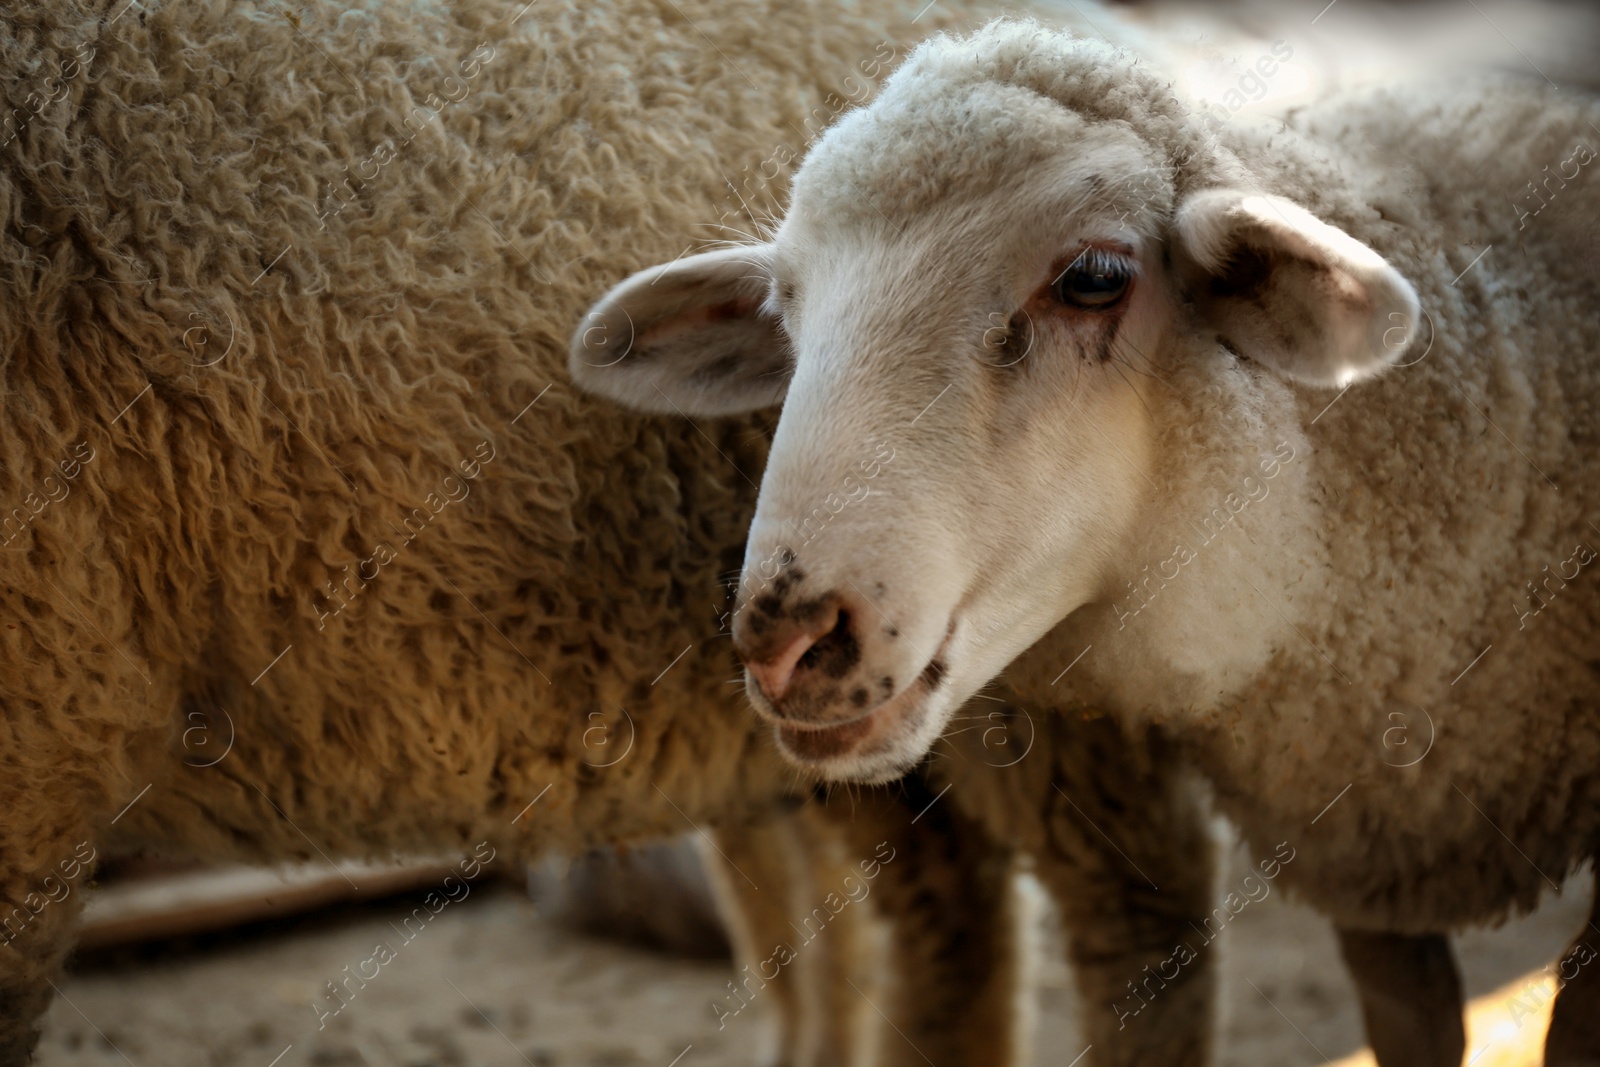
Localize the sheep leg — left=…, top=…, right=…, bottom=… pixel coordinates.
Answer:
left=1335, top=928, right=1464, bottom=1067
left=705, top=802, right=867, bottom=1067
left=1, top=821, right=96, bottom=1066
left=819, top=777, right=1027, bottom=1067
left=0, top=899, right=69, bottom=1067
left=1543, top=878, right=1600, bottom=1067
left=710, top=782, right=1023, bottom=1067
left=1033, top=720, right=1217, bottom=1067
left=788, top=797, right=884, bottom=1067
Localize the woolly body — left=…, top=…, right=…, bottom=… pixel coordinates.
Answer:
left=0, top=0, right=945, bottom=1054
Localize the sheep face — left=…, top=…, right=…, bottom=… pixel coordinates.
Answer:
left=572, top=25, right=1418, bottom=782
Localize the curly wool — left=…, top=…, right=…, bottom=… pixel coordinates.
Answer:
left=0, top=0, right=968, bottom=1050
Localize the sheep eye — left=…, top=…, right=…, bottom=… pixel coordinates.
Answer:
left=1052, top=250, right=1132, bottom=309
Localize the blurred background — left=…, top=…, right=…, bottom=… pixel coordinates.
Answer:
left=32, top=837, right=1594, bottom=1066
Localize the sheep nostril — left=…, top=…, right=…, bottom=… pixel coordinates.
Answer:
left=798, top=608, right=850, bottom=672
left=742, top=596, right=866, bottom=709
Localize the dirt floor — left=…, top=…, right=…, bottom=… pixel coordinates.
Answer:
left=31, top=843, right=1592, bottom=1067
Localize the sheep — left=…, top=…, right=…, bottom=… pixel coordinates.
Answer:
left=0, top=1, right=1220, bottom=1063
left=0, top=0, right=921, bottom=1056
left=569, top=17, right=1600, bottom=1066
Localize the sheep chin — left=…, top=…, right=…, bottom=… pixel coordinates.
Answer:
left=770, top=668, right=956, bottom=785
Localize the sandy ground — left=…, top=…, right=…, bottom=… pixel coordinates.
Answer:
left=31, top=844, right=1592, bottom=1067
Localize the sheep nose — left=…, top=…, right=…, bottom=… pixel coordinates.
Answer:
left=737, top=599, right=850, bottom=706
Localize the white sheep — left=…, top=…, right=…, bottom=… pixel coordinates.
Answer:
left=572, top=18, right=1600, bottom=1065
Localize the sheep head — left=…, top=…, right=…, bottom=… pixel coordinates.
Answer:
left=571, top=20, right=1419, bottom=782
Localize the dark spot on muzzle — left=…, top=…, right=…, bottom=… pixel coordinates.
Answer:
left=771, top=567, right=805, bottom=593
left=789, top=597, right=835, bottom=626
left=920, top=658, right=947, bottom=690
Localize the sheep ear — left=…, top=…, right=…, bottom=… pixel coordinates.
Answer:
left=568, top=244, right=789, bottom=415
left=1173, top=191, right=1420, bottom=387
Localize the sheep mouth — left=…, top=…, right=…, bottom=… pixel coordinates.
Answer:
left=771, top=684, right=915, bottom=764
left=768, top=626, right=955, bottom=773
